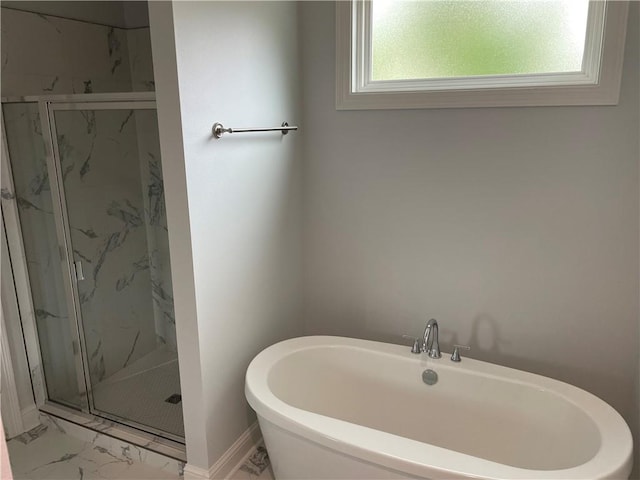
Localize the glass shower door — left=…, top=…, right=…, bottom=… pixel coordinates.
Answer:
left=47, top=103, right=184, bottom=439
left=2, top=102, right=83, bottom=410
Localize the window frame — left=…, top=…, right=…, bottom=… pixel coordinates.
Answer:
left=336, top=0, right=629, bottom=110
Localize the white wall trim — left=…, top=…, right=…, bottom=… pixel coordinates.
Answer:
left=210, top=422, right=261, bottom=479
left=1, top=307, right=25, bottom=438
left=184, top=422, right=262, bottom=480
left=148, top=1, right=211, bottom=468
left=0, top=204, right=40, bottom=438
left=0, top=123, right=41, bottom=437
left=20, top=405, right=40, bottom=432
left=183, top=464, right=210, bottom=480
left=0, top=108, right=48, bottom=408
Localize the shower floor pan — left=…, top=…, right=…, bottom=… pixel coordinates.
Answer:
left=91, top=347, right=185, bottom=439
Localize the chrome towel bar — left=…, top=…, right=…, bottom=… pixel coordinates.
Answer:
left=212, top=121, right=298, bottom=139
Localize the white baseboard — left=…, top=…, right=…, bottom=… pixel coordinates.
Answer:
left=183, top=464, right=211, bottom=480
left=184, top=422, right=262, bottom=480
left=21, top=405, right=40, bottom=432
left=223, top=423, right=264, bottom=478
left=1, top=308, right=25, bottom=439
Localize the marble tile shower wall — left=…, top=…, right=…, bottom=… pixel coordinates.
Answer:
left=56, top=109, right=159, bottom=385
left=0, top=8, right=135, bottom=96
left=1, top=9, right=176, bottom=405
left=134, top=111, right=177, bottom=349
left=126, top=28, right=156, bottom=93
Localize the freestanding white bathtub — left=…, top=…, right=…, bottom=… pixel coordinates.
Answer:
left=245, top=336, right=633, bottom=480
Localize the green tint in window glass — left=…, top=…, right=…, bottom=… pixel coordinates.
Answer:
left=371, top=0, right=590, bottom=81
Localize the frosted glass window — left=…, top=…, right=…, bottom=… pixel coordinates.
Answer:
left=371, top=0, right=590, bottom=81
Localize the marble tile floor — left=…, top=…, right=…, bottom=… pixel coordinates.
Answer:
left=7, top=423, right=180, bottom=480
left=7, top=422, right=275, bottom=480
left=232, top=446, right=275, bottom=480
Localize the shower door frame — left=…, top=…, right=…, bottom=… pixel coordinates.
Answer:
left=43, top=98, right=159, bottom=417
left=1, top=92, right=186, bottom=455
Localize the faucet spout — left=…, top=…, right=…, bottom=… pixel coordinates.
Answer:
left=422, top=319, right=442, bottom=359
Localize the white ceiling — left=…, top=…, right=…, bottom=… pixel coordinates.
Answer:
left=1, top=1, right=149, bottom=29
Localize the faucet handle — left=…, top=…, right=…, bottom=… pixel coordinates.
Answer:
left=401, top=335, right=422, bottom=354
left=451, top=344, right=471, bottom=362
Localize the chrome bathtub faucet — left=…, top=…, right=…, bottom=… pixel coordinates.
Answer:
left=422, top=319, right=441, bottom=358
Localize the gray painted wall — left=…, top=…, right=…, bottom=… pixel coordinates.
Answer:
left=148, top=0, right=638, bottom=473
left=300, top=1, right=639, bottom=473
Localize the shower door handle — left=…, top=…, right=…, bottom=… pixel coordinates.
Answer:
left=74, top=261, right=85, bottom=281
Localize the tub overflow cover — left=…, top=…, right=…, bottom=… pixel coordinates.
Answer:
left=422, top=369, right=438, bottom=385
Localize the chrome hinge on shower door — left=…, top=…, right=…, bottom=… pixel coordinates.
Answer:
left=74, top=260, right=85, bottom=281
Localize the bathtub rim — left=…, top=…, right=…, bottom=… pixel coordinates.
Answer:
left=245, top=335, right=633, bottom=480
